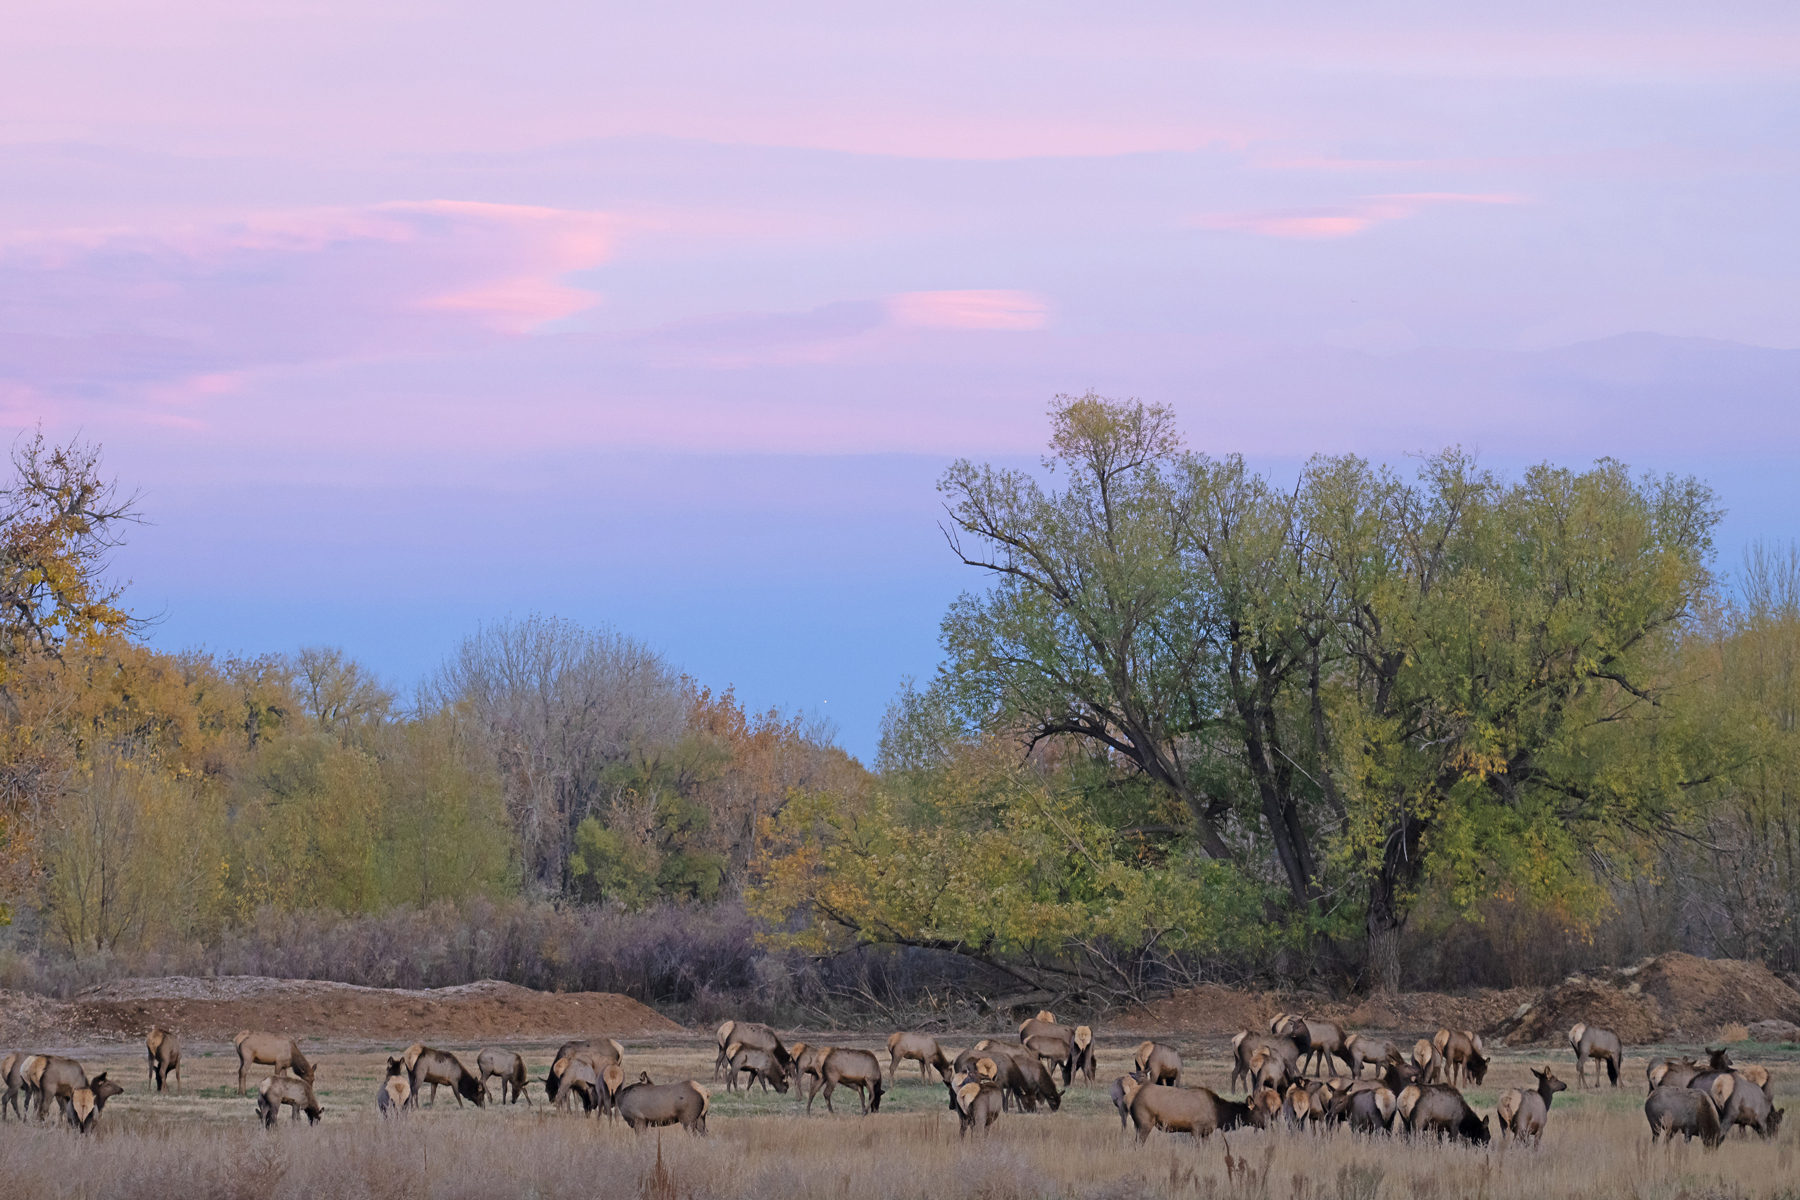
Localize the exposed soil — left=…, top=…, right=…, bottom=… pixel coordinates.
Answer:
left=1119, top=981, right=1537, bottom=1043
left=1, top=976, right=682, bottom=1047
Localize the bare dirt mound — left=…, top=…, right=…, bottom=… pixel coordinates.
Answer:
left=1121, top=983, right=1536, bottom=1041
left=1499, top=952, right=1800, bottom=1045
left=4, top=977, right=683, bottom=1046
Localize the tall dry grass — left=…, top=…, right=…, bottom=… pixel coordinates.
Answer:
left=1, top=1097, right=1793, bottom=1200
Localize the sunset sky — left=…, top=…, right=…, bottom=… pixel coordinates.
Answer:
left=4, top=1, right=1797, bottom=757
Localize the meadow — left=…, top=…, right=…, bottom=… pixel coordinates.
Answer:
left=3, top=1037, right=1794, bottom=1200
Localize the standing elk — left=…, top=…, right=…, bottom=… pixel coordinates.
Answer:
left=886, top=1032, right=953, bottom=1083
left=1431, top=1030, right=1489, bottom=1088
left=256, top=1074, right=323, bottom=1127
left=1110, top=1074, right=1143, bottom=1129
left=1134, top=1041, right=1182, bottom=1086
left=1568, top=1023, right=1623, bottom=1088
left=1344, top=1035, right=1403, bottom=1080
left=971, top=1040, right=1061, bottom=1111
left=1397, top=1084, right=1491, bottom=1144
left=65, top=1076, right=124, bottom=1134
left=408, top=1047, right=486, bottom=1108
left=146, top=1027, right=182, bottom=1094
left=32, top=1057, right=98, bottom=1123
left=2, top=1052, right=31, bottom=1122
left=1647, top=1057, right=1701, bottom=1092
left=1272, top=1014, right=1352, bottom=1077
left=1502, top=1067, right=1566, bottom=1146
left=378, top=1058, right=411, bottom=1116
left=616, top=1073, right=709, bottom=1134
left=1705, top=1072, right=1786, bottom=1140
left=714, top=1022, right=788, bottom=1080
left=1232, top=1031, right=1300, bottom=1092
left=807, top=1048, right=885, bottom=1115
left=1129, top=1083, right=1257, bottom=1145
left=725, top=1043, right=790, bottom=1094
left=477, top=1048, right=532, bottom=1105
left=1017, top=1011, right=1060, bottom=1043
left=788, top=1042, right=833, bottom=1096
left=234, top=1031, right=314, bottom=1096
left=949, top=1070, right=1005, bottom=1137
left=1645, top=1085, right=1725, bottom=1147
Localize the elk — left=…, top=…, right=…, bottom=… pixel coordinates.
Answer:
left=950, top=1071, right=1005, bottom=1137
left=616, top=1073, right=709, bottom=1134
left=1134, top=1040, right=1181, bottom=1086
left=64, top=1076, right=124, bottom=1134
left=725, top=1043, right=790, bottom=1094
left=1232, top=1030, right=1301, bottom=1092
left=32, top=1057, right=97, bottom=1123
left=1129, top=1083, right=1256, bottom=1144
left=146, top=1027, right=182, bottom=1094
left=714, top=1022, right=787, bottom=1079
left=408, top=1047, right=486, bottom=1108
left=477, top=1048, right=532, bottom=1105
left=1567, top=1023, right=1623, bottom=1088
left=234, top=1031, right=314, bottom=1096
left=1397, top=1084, right=1491, bottom=1144
left=1110, top=1073, right=1143, bottom=1129
left=1431, top=1030, right=1489, bottom=1088
left=788, top=1042, right=833, bottom=1095
left=807, top=1048, right=885, bottom=1115
left=2, top=1052, right=31, bottom=1122
left=1272, top=1014, right=1351, bottom=1077
left=257, top=1074, right=323, bottom=1127
left=547, top=1054, right=602, bottom=1113
left=1344, top=1035, right=1403, bottom=1080
left=1647, top=1057, right=1700, bottom=1092
left=1504, top=1067, right=1566, bottom=1147
left=1411, top=1039, right=1443, bottom=1085
left=377, top=1058, right=411, bottom=1116
left=886, top=1032, right=952, bottom=1083
left=1645, top=1085, right=1724, bottom=1147
left=1336, top=1085, right=1398, bottom=1134
left=970, top=1040, right=1060, bottom=1111
left=1706, top=1073, right=1786, bottom=1140
left=1248, top=1046, right=1292, bottom=1096
left=1017, top=1010, right=1060, bottom=1043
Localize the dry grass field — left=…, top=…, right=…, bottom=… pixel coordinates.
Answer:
left=2, top=1035, right=1795, bottom=1200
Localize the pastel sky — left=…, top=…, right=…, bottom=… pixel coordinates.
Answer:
left=4, top=1, right=1798, bottom=759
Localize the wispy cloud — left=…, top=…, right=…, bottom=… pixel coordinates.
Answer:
left=1194, top=193, right=1527, bottom=240
left=888, top=290, right=1048, bottom=330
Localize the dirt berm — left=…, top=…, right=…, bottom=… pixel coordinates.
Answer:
left=1497, top=952, right=1800, bottom=1045
left=1, top=976, right=682, bottom=1046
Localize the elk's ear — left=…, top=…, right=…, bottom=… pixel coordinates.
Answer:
left=90, top=1072, right=106, bottom=1085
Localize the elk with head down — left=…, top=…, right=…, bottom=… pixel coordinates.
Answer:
left=1702, top=1071, right=1786, bottom=1140
left=1342, top=1035, right=1403, bottom=1081
left=949, top=1069, right=1005, bottom=1137
left=1134, top=1041, right=1181, bottom=1087
left=234, top=1031, right=314, bottom=1096
left=886, top=1032, right=952, bottom=1084
left=1131, top=1083, right=1257, bottom=1144
left=64, top=1076, right=124, bottom=1134
left=616, top=1072, right=709, bottom=1134
left=146, top=1027, right=182, bottom=1094
left=971, top=1040, right=1061, bottom=1111
left=31, top=1056, right=100, bottom=1123
left=1329, top=1084, right=1398, bottom=1135
left=714, top=1022, right=788, bottom=1080
left=1430, top=1030, right=1489, bottom=1088
left=807, top=1048, right=886, bottom=1115
left=1, top=1052, right=32, bottom=1122
left=1271, top=1014, right=1351, bottom=1078
left=1567, top=1023, right=1623, bottom=1088
left=1232, top=1030, right=1301, bottom=1092
left=1017, top=1010, right=1059, bottom=1043
left=477, top=1048, right=532, bottom=1105
left=1645, top=1085, right=1724, bottom=1147
left=377, top=1058, right=411, bottom=1116
left=1397, top=1084, right=1491, bottom=1144
left=407, top=1047, right=486, bottom=1108
left=725, top=1043, right=790, bottom=1094
left=257, top=1073, right=323, bottom=1127
left=788, top=1042, right=832, bottom=1096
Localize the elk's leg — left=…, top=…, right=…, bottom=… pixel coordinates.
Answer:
left=823, top=1081, right=836, bottom=1113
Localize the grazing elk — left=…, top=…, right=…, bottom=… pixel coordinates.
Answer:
left=950, top=1071, right=1006, bottom=1137
left=1411, top=1039, right=1443, bottom=1086
left=146, top=1027, right=182, bottom=1094
left=256, top=1074, right=323, bottom=1127
left=886, top=1032, right=953, bottom=1084
left=1232, top=1031, right=1300, bottom=1093
left=1568, top=1023, right=1623, bottom=1088
left=548, top=1054, right=603, bottom=1113
left=477, top=1048, right=532, bottom=1105
left=1398, top=1084, right=1491, bottom=1144
left=64, top=1076, right=124, bottom=1134
left=1344, top=1035, right=1403, bottom=1080
left=2, top=1052, right=31, bottom=1122
left=408, top=1047, right=486, bottom=1108
left=808, top=1048, right=886, bottom=1115
left=234, top=1031, right=314, bottom=1096
left=971, top=1040, right=1061, bottom=1111
left=725, top=1043, right=790, bottom=1094
left=1502, top=1067, right=1567, bottom=1146
left=616, top=1073, right=709, bottom=1135
left=378, top=1058, right=411, bottom=1116
left=1272, top=1014, right=1352, bottom=1077
left=1645, top=1085, right=1724, bottom=1147
left=788, top=1042, right=833, bottom=1096
left=1432, top=1030, right=1489, bottom=1088
left=1110, top=1073, right=1144, bottom=1130
left=1336, top=1085, right=1398, bottom=1135
left=1130, top=1083, right=1256, bottom=1145
left=32, top=1057, right=97, bottom=1123
left=714, top=1022, right=787, bottom=1080
left=1134, top=1041, right=1182, bottom=1086
left=1706, top=1072, right=1786, bottom=1140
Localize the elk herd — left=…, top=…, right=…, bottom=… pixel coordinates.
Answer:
left=0, top=1009, right=1785, bottom=1152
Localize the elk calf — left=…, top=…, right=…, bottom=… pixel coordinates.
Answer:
left=950, top=1071, right=1005, bottom=1137
left=378, top=1058, right=411, bottom=1116
left=257, top=1074, right=323, bottom=1127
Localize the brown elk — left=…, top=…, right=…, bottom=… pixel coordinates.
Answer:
left=1567, top=1023, right=1623, bottom=1088
left=807, top=1048, right=885, bottom=1115
left=1017, top=1010, right=1060, bottom=1043
left=1344, top=1035, right=1402, bottom=1080
left=1, top=1052, right=32, bottom=1122
left=949, top=1071, right=1005, bottom=1137
left=1110, top=1073, right=1143, bottom=1129
left=234, top=1031, right=314, bottom=1096
left=714, top=1021, right=787, bottom=1079
left=1645, top=1085, right=1724, bottom=1147
left=1272, top=1014, right=1351, bottom=1077
left=1705, top=1072, right=1786, bottom=1140
left=547, top=1054, right=603, bottom=1113
left=886, top=1032, right=952, bottom=1083
left=1130, top=1083, right=1257, bottom=1144
left=1334, top=1084, right=1398, bottom=1134
left=616, top=1073, right=709, bottom=1134
left=971, top=1040, right=1060, bottom=1111
left=724, top=1043, right=790, bottom=1094
left=1134, top=1040, right=1181, bottom=1086
left=146, top=1027, right=182, bottom=1094
left=1397, top=1084, right=1491, bottom=1144
left=788, top=1042, right=833, bottom=1095
left=64, top=1076, right=124, bottom=1134
left=1647, top=1057, right=1700, bottom=1092
left=1248, top=1046, right=1292, bottom=1096
left=408, top=1047, right=486, bottom=1108
left=256, top=1074, right=323, bottom=1127
left=1431, top=1030, right=1489, bottom=1088
left=1411, top=1039, right=1443, bottom=1086
left=377, top=1058, right=411, bottom=1116
left=1504, top=1067, right=1566, bottom=1146
left=32, top=1057, right=98, bottom=1123
left=476, top=1048, right=532, bottom=1105
left=1232, top=1030, right=1300, bottom=1092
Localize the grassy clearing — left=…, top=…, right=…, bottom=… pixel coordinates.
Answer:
left=2, top=1040, right=1794, bottom=1199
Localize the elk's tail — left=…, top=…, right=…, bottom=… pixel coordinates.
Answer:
left=1606, top=1057, right=1620, bottom=1086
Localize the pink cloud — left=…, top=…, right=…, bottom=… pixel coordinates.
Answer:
left=888, top=290, right=1048, bottom=330
left=1194, top=193, right=1527, bottom=240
